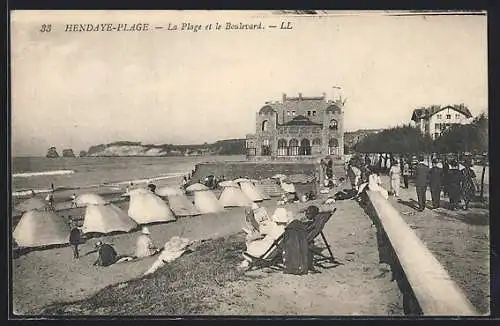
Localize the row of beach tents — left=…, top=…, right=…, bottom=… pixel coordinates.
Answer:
left=13, top=176, right=301, bottom=249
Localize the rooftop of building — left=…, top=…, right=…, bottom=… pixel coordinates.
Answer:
left=411, top=104, right=473, bottom=121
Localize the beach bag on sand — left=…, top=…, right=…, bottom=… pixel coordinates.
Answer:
left=282, top=220, right=309, bottom=275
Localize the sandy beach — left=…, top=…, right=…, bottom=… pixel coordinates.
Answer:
left=12, top=182, right=405, bottom=315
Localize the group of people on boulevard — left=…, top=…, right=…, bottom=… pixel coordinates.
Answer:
left=345, top=154, right=478, bottom=211
left=413, top=156, right=477, bottom=211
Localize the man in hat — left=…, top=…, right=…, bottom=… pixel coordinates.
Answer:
left=429, top=158, right=443, bottom=209
left=68, top=216, right=82, bottom=259
left=414, top=156, right=430, bottom=211
left=135, top=227, right=160, bottom=258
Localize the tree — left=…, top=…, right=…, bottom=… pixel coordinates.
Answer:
left=354, top=125, right=432, bottom=156
left=434, top=113, right=488, bottom=154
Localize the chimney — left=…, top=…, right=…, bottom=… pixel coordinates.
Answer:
left=282, top=93, right=287, bottom=102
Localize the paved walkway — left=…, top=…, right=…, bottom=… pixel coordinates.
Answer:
left=379, top=176, right=490, bottom=314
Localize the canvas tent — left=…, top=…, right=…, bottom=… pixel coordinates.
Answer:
left=122, top=188, right=151, bottom=197
left=218, top=184, right=252, bottom=207
left=13, top=210, right=71, bottom=248
left=192, top=189, right=224, bottom=214
left=280, top=181, right=296, bottom=194
left=75, top=193, right=107, bottom=206
left=156, top=186, right=184, bottom=197
left=82, top=203, right=137, bottom=234
left=128, top=192, right=176, bottom=224
left=219, top=180, right=237, bottom=188
left=165, top=194, right=201, bottom=217
left=238, top=181, right=264, bottom=202
left=186, top=183, right=209, bottom=192
left=15, top=197, right=47, bottom=213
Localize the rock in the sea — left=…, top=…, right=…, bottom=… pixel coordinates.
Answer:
left=79, top=150, right=87, bottom=157
left=62, top=149, right=76, bottom=158
left=46, top=147, right=59, bottom=158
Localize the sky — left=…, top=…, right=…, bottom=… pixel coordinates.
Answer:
left=11, top=10, right=488, bottom=156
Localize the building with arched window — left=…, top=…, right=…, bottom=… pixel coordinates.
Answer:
left=246, top=92, right=345, bottom=160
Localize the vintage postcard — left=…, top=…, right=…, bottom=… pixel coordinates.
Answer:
left=10, top=10, right=489, bottom=317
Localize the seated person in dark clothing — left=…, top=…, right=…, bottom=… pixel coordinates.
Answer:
left=93, top=241, right=118, bottom=267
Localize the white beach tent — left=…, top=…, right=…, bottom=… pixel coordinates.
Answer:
left=185, top=183, right=209, bottom=192
left=82, top=203, right=137, bottom=234
left=186, top=183, right=223, bottom=214
left=13, top=210, right=71, bottom=248
left=165, top=194, right=201, bottom=217
left=219, top=180, right=237, bottom=188
left=156, top=186, right=184, bottom=197
left=75, top=193, right=107, bottom=206
left=218, top=183, right=253, bottom=208
left=280, top=181, right=296, bottom=194
left=128, top=191, right=176, bottom=224
left=238, top=180, right=264, bottom=202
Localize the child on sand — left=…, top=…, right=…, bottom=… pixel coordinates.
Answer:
left=69, top=217, right=81, bottom=259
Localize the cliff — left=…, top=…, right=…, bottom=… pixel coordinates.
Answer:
left=86, top=139, right=246, bottom=157
left=46, top=147, right=59, bottom=158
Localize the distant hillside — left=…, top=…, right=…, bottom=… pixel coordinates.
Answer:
left=86, top=139, right=246, bottom=157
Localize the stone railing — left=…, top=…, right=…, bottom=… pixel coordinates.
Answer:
left=365, top=190, right=479, bottom=316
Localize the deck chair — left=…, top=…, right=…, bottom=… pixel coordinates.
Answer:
left=306, top=208, right=342, bottom=268
left=242, top=209, right=286, bottom=271
left=242, top=234, right=285, bottom=271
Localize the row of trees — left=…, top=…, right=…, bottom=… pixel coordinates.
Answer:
left=353, top=113, right=488, bottom=156
left=353, top=113, right=488, bottom=200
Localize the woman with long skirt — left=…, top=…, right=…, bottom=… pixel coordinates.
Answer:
left=460, top=160, right=476, bottom=210
left=447, top=160, right=462, bottom=211
left=389, top=160, right=401, bottom=197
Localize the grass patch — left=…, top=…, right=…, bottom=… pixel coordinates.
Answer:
left=42, top=233, right=247, bottom=316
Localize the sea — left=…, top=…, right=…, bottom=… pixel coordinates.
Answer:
left=12, top=155, right=246, bottom=199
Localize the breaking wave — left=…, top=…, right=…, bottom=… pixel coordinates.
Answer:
left=13, top=170, right=75, bottom=178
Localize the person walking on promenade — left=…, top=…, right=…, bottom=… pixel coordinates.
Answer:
left=326, top=158, right=334, bottom=180
left=442, top=158, right=450, bottom=197
left=429, top=159, right=443, bottom=209
left=460, top=159, right=476, bottom=210
left=346, top=163, right=356, bottom=190
left=447, top=160, right=462, bottom=210
left=389, top=159, right=401, bottom=197
left=414, top=156, right=430, bottom=212
left=402, top=159, right=410, bottom=189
